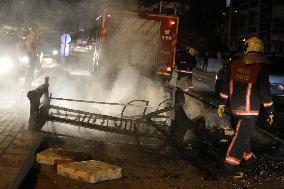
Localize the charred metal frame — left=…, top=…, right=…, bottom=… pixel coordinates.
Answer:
left=27, top=77, right=176, bottom=145
left=27, top=77, right=50, bottom=131
left=27, top=77, right=283, bottom=154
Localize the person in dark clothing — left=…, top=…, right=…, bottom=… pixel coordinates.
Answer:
left=202, top=51, right=208, bottom=71
left=175, top=47, right=197, bottom=91
left=217, top=37, right=274, bottom=178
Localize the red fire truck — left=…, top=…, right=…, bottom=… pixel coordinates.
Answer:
left=94, top=10, right=179, bottom=77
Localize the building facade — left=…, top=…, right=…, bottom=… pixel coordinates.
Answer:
left=227, top=0, right=284, bottom=55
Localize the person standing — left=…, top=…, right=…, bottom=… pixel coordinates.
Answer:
left=202, top=51, right=208, bottom=71
left=175, top=46, right=197, bottom=92
left=25, top=24, right=40, bottom=82
left=217, top=37, right=274, bottom=178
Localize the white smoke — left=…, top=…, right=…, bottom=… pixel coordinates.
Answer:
left=183, top=94, right=232, bottom=129
left=3, top=0, right=171, bottom=141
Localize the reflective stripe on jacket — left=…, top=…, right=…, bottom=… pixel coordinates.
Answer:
left=176, top=70, right=192, bottom=74
left=218, top=53, right=274, bottom=116
left=175, top=50, right=196, bottom=74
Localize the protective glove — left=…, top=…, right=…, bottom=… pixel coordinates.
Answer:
left=217, top=105, right=225, bottom=119
left=266, top=114, right=274, bottom=126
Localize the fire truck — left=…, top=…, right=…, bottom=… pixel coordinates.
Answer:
left=93, top=10, right=179, bottom=77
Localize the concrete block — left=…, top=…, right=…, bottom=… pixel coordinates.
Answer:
left=57, top=160, right=122, bottom=183
left=36, top=148, right=91, bottom=165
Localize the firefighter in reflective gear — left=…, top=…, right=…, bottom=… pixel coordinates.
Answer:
left=25, top=24, right=40, bottom=82
left=175, top=47, right=197, bottom=91
left=217, top=37, right=274, bottom=178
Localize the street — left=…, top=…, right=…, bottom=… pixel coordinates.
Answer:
left=0, top=55, right=282, bottom=188
left=0, top=0, right=283, bottom=188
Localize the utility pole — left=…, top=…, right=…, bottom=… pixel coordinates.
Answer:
left=159, top=1, right=162, bottom=14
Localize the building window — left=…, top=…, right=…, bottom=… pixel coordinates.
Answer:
left=272, top=29, right=284, bottom=36
left=241, top=0, right=249, bottom=9
left=240, top=14, right=247, bottom=28
left=226, top=0, right=231, bottom=7
left=250, top=0, right=259, bottom=7
left=249, top=11, right=258, bottom=25
left=249, top=26, right=257, bottom=32
left=279, top=42, right=283, bottom=53
left=273, top=18, right=284, bottom=28
left=275, top=0, right=284, bottom=5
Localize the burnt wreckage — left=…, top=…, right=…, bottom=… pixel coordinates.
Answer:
left=27, top=77, right=284, bottom=179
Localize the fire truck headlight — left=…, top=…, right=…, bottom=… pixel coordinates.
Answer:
left=0, top=57, right=13, bottom=73
left=52, top=50, right=58, bottom=55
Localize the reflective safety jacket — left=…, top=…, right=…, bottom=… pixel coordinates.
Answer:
left=219, top=53, right=274, bottom=116
left=175, top=50, right=197, bottom=74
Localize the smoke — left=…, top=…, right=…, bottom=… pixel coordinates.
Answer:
left=47, top=62, right=169, bottom=117
left=40, top=55, right=169, bottom=141
left=183, top=95, right=232, bottom=129
left=0, top=0, right=104, bottom=33
left=0, top=0, right=170, bottom=141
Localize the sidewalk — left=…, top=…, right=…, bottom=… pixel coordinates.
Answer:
left=0, top=81, right=43, bottom=189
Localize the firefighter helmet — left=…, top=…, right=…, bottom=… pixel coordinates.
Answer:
left=188, top=47, right=196, bottom=56
left=244, top=37, right=264, bottom=54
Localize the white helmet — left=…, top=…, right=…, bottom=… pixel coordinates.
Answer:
left=244, top=37, right=264, bottom=54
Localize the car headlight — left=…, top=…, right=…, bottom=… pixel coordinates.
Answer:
left=19, top=55, right=30, bottom=64
left=52, top=50, right=58, bottom=55
left=0, top=57, right=13, bottom=73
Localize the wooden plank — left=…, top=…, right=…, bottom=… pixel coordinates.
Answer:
left=57, top=160, right=122, bottom=183
left=0, top=131, right=43, bottom=189
left=36, top=148, right=92, bottom=165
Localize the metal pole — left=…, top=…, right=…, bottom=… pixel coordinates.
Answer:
left=159, top=1, right=162, bottom=14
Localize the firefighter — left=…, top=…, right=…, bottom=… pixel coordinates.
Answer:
left=175, top=46, right=197, bottom=92
left=25, top=24, right=40, bottom=82
left=217, top=37, right=274, bottom=178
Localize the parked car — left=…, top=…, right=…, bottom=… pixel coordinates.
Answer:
left=40, top=31, right=61, bottom=63
left=267, top=56, right=284, bottom=99
left=260, top=56, right=284, bottom=137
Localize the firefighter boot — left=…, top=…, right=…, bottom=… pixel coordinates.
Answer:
left=242, top=157, right=256, bottom=177
left=220, top=164, right=244, bottom=179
